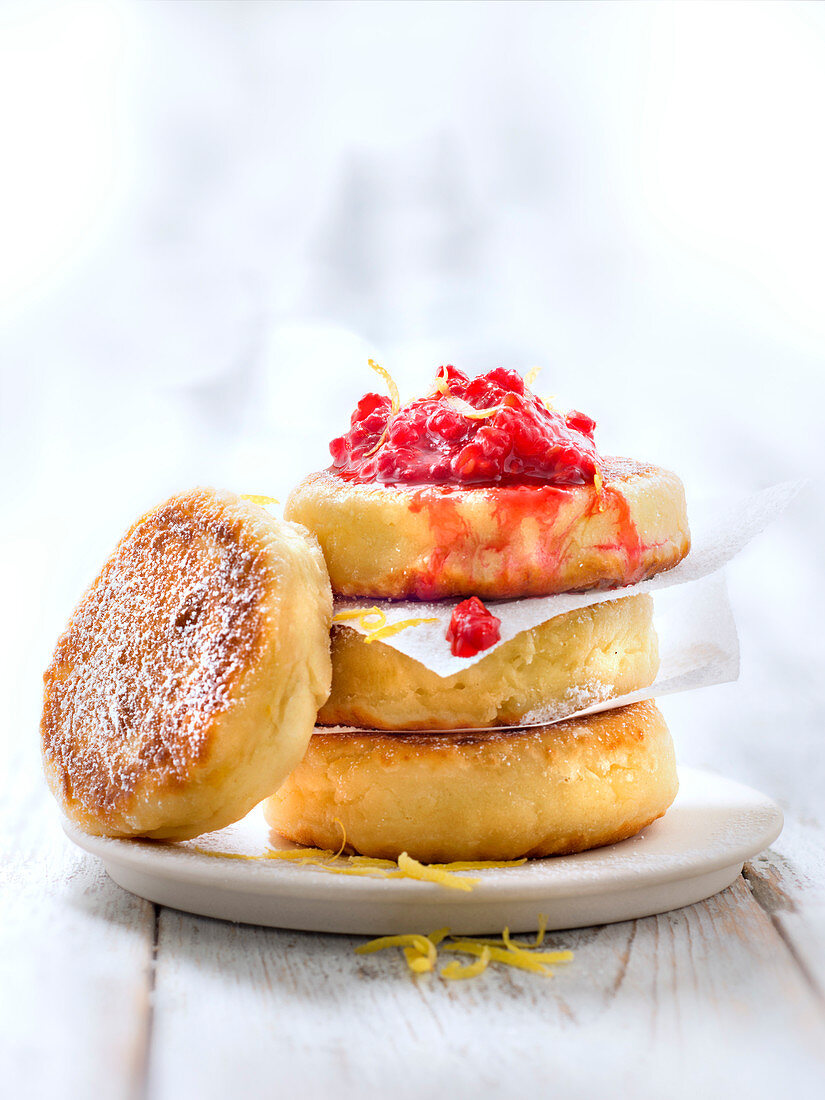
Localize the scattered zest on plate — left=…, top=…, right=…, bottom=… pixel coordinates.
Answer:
left=354, top=915, right=574, bottom=981
left=190, top=837, right=526, bottom=891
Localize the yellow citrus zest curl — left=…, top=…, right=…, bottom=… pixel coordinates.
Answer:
left=333, top=818, right=348, bottom=859
left=190, top=847, right=272, bottom=861
left=442, top=946, right=491, bottom=981
left=363, top=432, right=388, bottom=458
left=356, top=933, right=435, bottom=961
left=241, top=494, right=279, bottom=506
left=524, top=366, right=541, bottom=388
left=433, top=367, right=452, bottom=397
left=332, top=606, right=387, bottom=631
left=368, top=358, right=400, bottom=414
left=355, top=914, right=572, bottom=980
left=466, top=913, right=549, bottom=950
left=361, top=358, right=401, bottom=458
left=445, top=396, right=502, bottom=420
left=348, top=855, right=399, bottom=869
left=397, top=852, right=480, bottom=892
left=443, top=941, right=551, bottom=975
left=363, top=617, right=439, bottom=644
left=332, top=607, right=438, bottom=645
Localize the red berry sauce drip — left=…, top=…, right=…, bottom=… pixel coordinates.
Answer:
left=446, top=597, right=502, bottom=658
left=329, top=366, right=599, bottom=486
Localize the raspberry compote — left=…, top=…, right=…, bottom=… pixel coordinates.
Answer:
left=329, top=365, right=599, bottom=486
left=446, top=597, right=502, bottom=658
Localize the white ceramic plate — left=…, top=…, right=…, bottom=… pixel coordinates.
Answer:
left=63, top=767, right=782, bottom=935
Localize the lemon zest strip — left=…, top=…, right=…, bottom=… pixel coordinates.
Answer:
left=363, top=433, right=387, bottom=459
left=404, top=943, right=437, bottom=973
left=363, top=617, right=439, bottom=644
left=261, top=847, right=338, bottom=861
left=464, top=913, right=549, bottom=951
left=190, top=847, right=271, bottom=861
left=347, top=855, right=400, bottom=869
left=311, top=865, right=400, bottom=879
left=397, top=852, right=480, bottom=892
left=363, top=429, right=389, bottom=458
left=524, top=949, right=574, bottom=964
left=442, top=946, right=491, bottom=981
left=333, top=818, right=348, bottom=859
left=332, top=607, right=387, bottom=631
left=533, top=913, right=548, bottom=947
left=368, top=358, right=400, bottom=414
left=240, top=494, right=280, bottom=506
left=443, top=941, right=552, bottom=975
left=433, top=367, right=451, bottom=397
left=355, top=933, right=434, bottom=958
left=333, top=607, right=438, bottom=645
left=434, top=858, right=527, bottom=871
left=356, top=932, right=438, bottom=975
left=361, top=359, right=401, bottom=458
left=445, top=396, right=502, bottom=420
left=524, top=366, right=541, bottom=388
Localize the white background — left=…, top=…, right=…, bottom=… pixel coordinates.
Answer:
left=1, top=4, right=824, bottom=1094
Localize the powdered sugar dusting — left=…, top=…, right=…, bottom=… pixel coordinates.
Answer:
left=520, top=680, right=616, bottom=726
left=41, top=489, right=270, bottom=822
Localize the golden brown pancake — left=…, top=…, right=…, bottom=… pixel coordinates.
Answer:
left=42, top=488, right=332, bottom=840
left=284, top=458, right=690, bottom=599
left=265, top=700, right=678, bottom=862
left=320, top=594, right=658, bottom=730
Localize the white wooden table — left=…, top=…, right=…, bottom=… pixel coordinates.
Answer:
left=3, top=495, right=824, bottom=1100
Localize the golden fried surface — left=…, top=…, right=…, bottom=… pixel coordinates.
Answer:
left=265, top=700, right=678, bottom=862
left=42, top=488, right=332, bottom=840
left=320, top=594, right=658, bottom=730
left=284, top=458, right=690, bottom=599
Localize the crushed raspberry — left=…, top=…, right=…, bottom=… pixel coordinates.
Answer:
left=446, top=597, right=502, bottom=658
left=328, top=365, right=599, bottom=486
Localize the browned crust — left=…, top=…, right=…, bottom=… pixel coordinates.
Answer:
left=313, top=698, right=656, bottom=750
left=41, top=488, right=333, bottom=838
left=42, top=491, right=269, bottom=819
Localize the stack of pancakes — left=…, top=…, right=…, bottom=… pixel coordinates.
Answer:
left=266, top=459, right=690, bottom=862
left=41, top=434, right=690, bottom=862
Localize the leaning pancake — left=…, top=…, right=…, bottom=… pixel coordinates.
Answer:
left=320, top=594, right=658, bottom=730
left=41, top=488, right=332, bottom=840
left=285, top=458, right=689, bottom=600
left=265, top=700, right=677, bottom=862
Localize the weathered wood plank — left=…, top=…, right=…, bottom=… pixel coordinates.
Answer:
left=146, top=871, right=825, bottom=1100
left=744, top=822, right=825, bottom=1003
left=0, top=739, right=155, bottom=1099
left=661, top=639, right=825, bottom=1004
